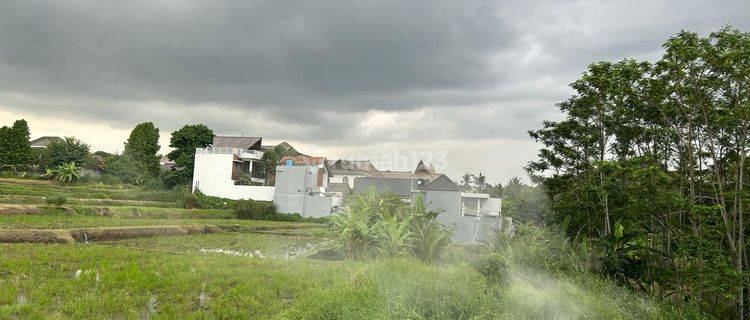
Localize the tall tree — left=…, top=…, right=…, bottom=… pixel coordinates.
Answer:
left=0, top=119, right=31, bottom=170
left=165, top=124, right=213, bottom=187
left=123, top=122, right=161, bottom=182
left=528, top=27, right=750, bottom=319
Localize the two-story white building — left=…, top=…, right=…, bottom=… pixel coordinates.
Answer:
left=192, top=136, right=275, bottom=201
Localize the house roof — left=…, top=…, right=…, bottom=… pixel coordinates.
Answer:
left=280, top=155, right=327, bottom=166
left=378, top=170, right=415, bottom=179
left=353, top=177, right=416, bottom=197
left=327, top=182, right=351, bottom=193
left=212, top=136, right=262, bottom=150
left=327, top=159, right=380, bottom=176
left=30, top=136, right=64, bottom=148
left=262, top=141, right=305, bottom=156
left=420, top=174, right=460, bottom=191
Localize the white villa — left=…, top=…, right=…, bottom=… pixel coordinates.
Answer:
left=191, top=136, right=275, bottom=201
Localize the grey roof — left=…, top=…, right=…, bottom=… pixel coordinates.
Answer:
left=353, top=177, right=415, bottom=197
left=212, top=136, right=262, bottom=150
left=327, top=182, right=351, bottom=193
left=262, top=141, right=304, bottom=156
left=328, top=159, right=379, bottom=176
left=420, top=174, right=459, bottom=191
left=30, top=136, right=64, bottom=148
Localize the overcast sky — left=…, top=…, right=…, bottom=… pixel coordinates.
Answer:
left=1, top=0, right=748, bottom=184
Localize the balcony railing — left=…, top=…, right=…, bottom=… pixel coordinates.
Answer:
left=462, top=209, right=501, bottom=217
left=195, top=147, right=264, bottom=159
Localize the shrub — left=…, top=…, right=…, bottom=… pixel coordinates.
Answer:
left=234, top=199, right=277, bottom=220
left=472, top=253, right=509, bottom=285
left=143, top=177, right=166, bottom=190
left=174, top=186, right=198, bottom=209
left=195, top=191, right=235, bottom=209
left=330, top=189, right=452, bottom=262
left=45, top=195, right=68, bottom=206
left=99, top=174, right=124, bottom=185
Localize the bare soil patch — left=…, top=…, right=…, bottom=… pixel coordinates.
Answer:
left=0, top=229, right=75, bottom=243
left=0, top=205, right=43, bottom=215
left=69, top=225, right=221, bottom=242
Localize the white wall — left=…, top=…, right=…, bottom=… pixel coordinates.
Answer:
left=192, top=153, right=275, bottom=201
left=485, top=198, right=502, bottom=216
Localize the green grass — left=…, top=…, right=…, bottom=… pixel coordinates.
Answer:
left=0, top=180, right=179, bottom=203
left=0, top=194, right=175, bottom=207
left=0, top=178, right=708, bottom=319
left=0, top=242, right=704, bottom=319
left=0, top=213, right=318, bottom=230
left=101, top=232, right=328, bottom=259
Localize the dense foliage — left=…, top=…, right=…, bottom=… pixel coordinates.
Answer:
left=528, top=27, right=750, bottom=319
left=233, top=199, right=277, bottom=220
left=165, top=124, right=214, bottom=187
left=123, top=122, right=161, bottom=183
left=47, top=137, right=92, bottom=168
left=0, top=119, right=31, bottom=170
left=331, top=190, right=452, bottom=263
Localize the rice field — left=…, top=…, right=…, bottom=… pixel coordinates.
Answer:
left=0, top=178, right=707, bottom=319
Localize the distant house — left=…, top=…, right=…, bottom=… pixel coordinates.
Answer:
left=273, top=155, right=333, bottom=218
left=30, top=136, right=64, bottom=149
left=159, top=156, right=176, bottom=171
left=192, top=135, right=273, bottom=200
left=326, top=177, right=352, bottom=209
left=262, top=141, right=305, bottom=156
left=327, top=159, right=380, bottom=188
left=352, top=165, right=502, bottom=244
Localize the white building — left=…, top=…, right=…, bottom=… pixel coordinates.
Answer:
left=273, top=156, right=333, bottom=218
left=191, top=136, right=275, bottom=201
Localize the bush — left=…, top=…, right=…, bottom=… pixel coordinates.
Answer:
left=234, top=199, right=277, bottom=220
left=195, top=191, right=235, bottom=209
left=98, top=174, right=124, bottom=185
left=472, top=253, right=509, bottom=285
left=174, top=186, right=198, bottom=209
left=45, top=195, right=68, bottom=206
left=330, top=190, right=452, bottom=262
left=143, top=177, right=166, bottom=190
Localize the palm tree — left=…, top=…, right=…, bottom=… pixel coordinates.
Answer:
left=460, top=172, right=474, bottom=192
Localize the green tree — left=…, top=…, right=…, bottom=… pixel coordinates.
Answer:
left=47, top=137, right=91, bottom=168
left=527, top=27, right=750, bottom=319
left=259, top=144, right=295, bottom=186
left=0, top=119, right=31, bottom=170
left=123, top=122, right=161, bottom=183
left=165, top=124, right=214, bottom=187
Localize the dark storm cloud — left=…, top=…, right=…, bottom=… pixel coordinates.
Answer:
left=0, top=0, right=749, bottom=148
left=0, top=0, right=515, bottom=112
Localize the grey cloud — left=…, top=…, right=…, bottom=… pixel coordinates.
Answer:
left=1, top=0, right=748, bottom=181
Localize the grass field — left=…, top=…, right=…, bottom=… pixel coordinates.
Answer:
left=0, top=178, right=707, bottom=319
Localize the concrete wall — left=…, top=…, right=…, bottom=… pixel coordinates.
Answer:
left=485, top=198, right=502, bottom=216
left=330, top=174, right=364, bottom=188
left=415, top=189, right=501, bottom=244
left=274, top=164, right=332, bottom=218
left=192, top=153, right=274, bottom=201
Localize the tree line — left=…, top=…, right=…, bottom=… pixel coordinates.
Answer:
left=528, top=27, right=749, bottom=319
left=459, top=172, right=549, bottom=224
left=0, top=120, right=213, bottom=188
